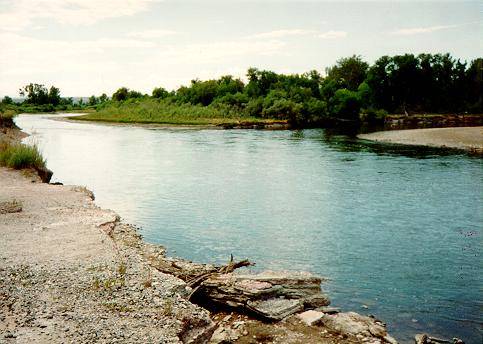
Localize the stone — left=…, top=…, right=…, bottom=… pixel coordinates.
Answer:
left=247, top=298, right=304, bottom=320
left=297, top=310, right=325, bottom=326
left=316, top=306, right=340, bottom=314
left=0, top=199, right=22, bottom=214
left=415, top=334, right=429, bottom=344
left=35, top=166, right=53, bottom=183
left=322, top=312, right=398, bottom=343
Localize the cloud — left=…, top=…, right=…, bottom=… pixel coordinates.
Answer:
left=318, top=30, right=347, bottom=39
left=126, top=29, right=178, bottom=39
left=391, top=24, right=458, bottom=35
left=247, top=29, right=318, bottom=39
left=156, top=40, right=287, bottom=64
left=246, top=29, right=347, bottom=40
left=0, top=0, right=161, bottom=31
left=390, top=21, right=483, bottom=35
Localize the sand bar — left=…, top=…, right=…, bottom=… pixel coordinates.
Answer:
left=359, top=126, right=483, bottom=152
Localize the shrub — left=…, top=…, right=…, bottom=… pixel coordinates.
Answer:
left=0, top=142, right=46, bottom=170
left=330, top=89, right=361, bottom=121
left=360, top=108, right=388, bottom=123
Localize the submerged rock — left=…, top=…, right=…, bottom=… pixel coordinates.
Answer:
left=415, top=333, right=465, bottom=344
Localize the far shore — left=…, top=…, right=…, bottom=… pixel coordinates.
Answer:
left=358, top=126, right=483, bottom=153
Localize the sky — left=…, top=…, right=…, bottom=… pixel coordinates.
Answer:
left=0, top=0, right=482, bottom=97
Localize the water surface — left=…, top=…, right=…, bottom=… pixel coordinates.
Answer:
left=16, top=114, right=482, bottom=343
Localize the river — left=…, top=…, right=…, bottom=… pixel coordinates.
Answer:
left=15, top=114, right=482, bottom=343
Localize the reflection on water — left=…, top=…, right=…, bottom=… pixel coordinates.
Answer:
left=16, top=114, right=482, bottom=343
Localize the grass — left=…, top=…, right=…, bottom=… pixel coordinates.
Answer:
left=72, top=98, right=283, bottom=126
left=0, top=141, right=46, bottom=170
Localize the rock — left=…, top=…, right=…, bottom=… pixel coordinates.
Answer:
left=35, top=166, right=53, bottom=183
left=322, top=312, right=398, bottom=343
left=415, top=334, right=429, bottom=344
left=316, top=306, right=340, bottom=314
left=209, top=325, right=243, bottom=344
left=303, top=293, right=331, bottom=308
left=0, top=199, right=22, bottom=214
left=199, top=271, right=329, bottom=320
left=248, top=298, right=304, bottom=320
left=414, top=334, right=465, bottom=344
left=297, top=310, right=325, bottom=326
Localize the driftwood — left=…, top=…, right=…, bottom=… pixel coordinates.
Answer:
left=150, top=254, right=330, bottom=321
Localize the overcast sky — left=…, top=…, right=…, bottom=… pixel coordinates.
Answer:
left=0, top=0, right=481, bottom=97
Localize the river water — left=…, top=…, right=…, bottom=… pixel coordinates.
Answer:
left=15, top=114, right=482, bottom=343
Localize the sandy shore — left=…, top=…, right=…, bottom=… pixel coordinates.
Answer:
left=358, top=126, right=483, bottom=153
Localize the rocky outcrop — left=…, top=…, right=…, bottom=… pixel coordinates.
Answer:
left=321, top=311, right=398, bottom=343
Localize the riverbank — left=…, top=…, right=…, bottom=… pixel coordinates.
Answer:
left=1, top=126, right=404, bottom=343
left=358, top=127, right=483, bottom=154
left=0, top=166, right=404, bottom=343
left=4, top=117, right=476, bottom=343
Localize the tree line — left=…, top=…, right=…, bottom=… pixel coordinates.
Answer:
left=2, top=53, right=482, bottom=127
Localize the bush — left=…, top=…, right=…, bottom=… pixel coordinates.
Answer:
left=360, top=108, right=388, bottom=123
left=330, top=89, right=361, bottom=121
left=0, top=142, right=46, bottom=170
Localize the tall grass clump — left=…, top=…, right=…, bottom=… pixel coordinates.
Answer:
left=0, top=108, right=17, bottom=128
left=0, top=142, right=46, bottom=170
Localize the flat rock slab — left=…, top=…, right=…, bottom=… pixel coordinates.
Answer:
left=297, top=310, right=325, bottom=326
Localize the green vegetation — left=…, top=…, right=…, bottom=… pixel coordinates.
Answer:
left=0, top=141, right=46, bottom=170
left=2, top=53, right=482, bottom=128
left=77, top=98, right=280, bottom=125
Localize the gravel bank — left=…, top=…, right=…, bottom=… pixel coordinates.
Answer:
left=0, top=168, right=214, bottom=343
left=358, top=126, right=483, bottom=153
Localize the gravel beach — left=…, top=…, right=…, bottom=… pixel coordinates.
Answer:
left=358, top=126, right=483, bottom=153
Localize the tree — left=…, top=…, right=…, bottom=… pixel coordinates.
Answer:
left=112, top=87, right=129, bottom=101
left=330, top=89, right=361, bottom=121
left=19, top=83, right=49, bottom=104
left=1, top=96, right=13, bottom=105
left=128, top=90, right=143, bottom=99
left=48, top=86, right=61, bottom=106
left=327, top=55, right=369, bottom=91
left=466, top=58, right=483, bottom=113
left=152, top=87, right=169, bottom=99
left=99, top=93, right=109, bottom=103
left=88, top=95, right=98, bottom=106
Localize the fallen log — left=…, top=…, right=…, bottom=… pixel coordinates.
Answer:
left=198, top=270, right=330, bottom=320
left=148, top=253, right=330, bottom=321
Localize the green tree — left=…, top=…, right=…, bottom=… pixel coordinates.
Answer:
left=99, top=93, right=109, bottom=103
left=88, top=95, right=98, bottom=106
left=112, top=87, right=129, bottom=101
left=152, top=87, right=169, bottom=99
left=1, top=96, right=13, bottom=105
left=47, top=86, right=61, bottom=106
left=330, top=89, right=361, bottom=120
left=326, top=55, right=369, bottom=91
left=19, top=83, right=49, bottom=105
